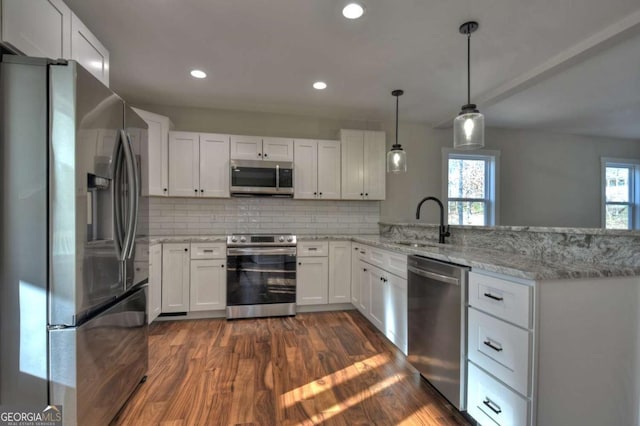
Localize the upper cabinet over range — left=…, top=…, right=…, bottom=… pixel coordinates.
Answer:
left=0, top=0, right=110, bottom=86
left=230, top=135, right=294, bottom=161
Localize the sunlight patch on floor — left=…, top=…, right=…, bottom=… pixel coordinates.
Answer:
left=280, top=353, right=390, bottom=409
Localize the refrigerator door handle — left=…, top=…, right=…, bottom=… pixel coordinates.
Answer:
left=124, top=131, right=140, bottom=260
left=120, top=129, right=137, bottom=261
left=113, top=131, right=126, bottom=261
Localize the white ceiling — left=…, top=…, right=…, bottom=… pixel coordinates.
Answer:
left=66, top=0, right=640, bottom=139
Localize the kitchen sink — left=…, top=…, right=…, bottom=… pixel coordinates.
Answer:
left=394, top=241, right=441, bottom=248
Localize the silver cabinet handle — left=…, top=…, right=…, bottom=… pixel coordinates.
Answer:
left=407, top=266, right=459, bottom=286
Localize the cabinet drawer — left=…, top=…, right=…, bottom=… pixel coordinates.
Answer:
left=190, top=242, right=226, bottom=259
left=469, top=271, right=532, bottom=328
left=386, top=251, right=407, bottom=279
left=367, top=247, right=386, bottom=269
left=297, top=241, right=328, bottom=257
left=468, top=308, right=531, bottom=396
left=357, top=245, right=371, bottom=262
left=467, top=362, right=529, bottom=426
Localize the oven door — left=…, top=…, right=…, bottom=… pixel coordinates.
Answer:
left=226, top=247, right=296, bottom=306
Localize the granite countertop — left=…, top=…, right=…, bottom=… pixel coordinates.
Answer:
left=148, top=234, right=640, bottom=281
left=352, top=236, right=640, bottom=281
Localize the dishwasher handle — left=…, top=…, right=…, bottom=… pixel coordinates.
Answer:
left=408, top=265, right=460, bottom=286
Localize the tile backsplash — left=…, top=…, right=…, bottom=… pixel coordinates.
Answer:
left=149, top=197, right=380, bottom=236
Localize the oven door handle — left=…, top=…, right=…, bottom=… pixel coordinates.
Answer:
left=227, top=247, right=297, bottom=256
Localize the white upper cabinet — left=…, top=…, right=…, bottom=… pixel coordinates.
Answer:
left=199, top=133, right=230, bottom=198
left=230, top=135, right=293, bottom=161
left=169, top=131, right=230, bottom=198
left=230, top=135, right=262, bottom=160
left=293, top=139, right=317, bottom=199
left=70, top=12, right=109, bottom=86
left=1, top=0, right=71, bottom=58
left=340, top=129, right=385, bottom=200
left=169, top=131, right=199, bottom=197
left=132, top=108, right=172, bottom=196
left=262, top=137, right=294, bottom=161
left=1, top=1, right=110, bottom=86
left=294, top=139, right=340, bottom=199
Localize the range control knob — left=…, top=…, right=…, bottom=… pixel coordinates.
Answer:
left=286, top=236, right=294, bottom=242
left=278, top=236, right=285, bottom=242
left=240, top=236, right=247, bottom=243
left=231, top=236, right=238, bottom=243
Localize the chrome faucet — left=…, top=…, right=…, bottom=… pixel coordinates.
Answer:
left=416, top=196, right=451, bottom=244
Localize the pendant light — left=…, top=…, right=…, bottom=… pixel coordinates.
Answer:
left=387, top=89, right=407, bottom=173
left=453, top=21, right=484, bottom=150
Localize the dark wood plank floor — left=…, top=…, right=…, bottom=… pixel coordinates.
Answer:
left=113, top=310, right=470, bottom=425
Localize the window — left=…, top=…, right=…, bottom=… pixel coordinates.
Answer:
left=442, top=149, right=500, bottom=226
left=602, top=158, right=640, bottom=229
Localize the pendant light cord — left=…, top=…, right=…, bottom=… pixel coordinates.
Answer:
left=395, top=94, right=399, bottom=146
left=467, top=32, right=471, bottom=106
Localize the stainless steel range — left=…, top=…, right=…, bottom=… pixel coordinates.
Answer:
left=226, top=234, right=297, bottom=319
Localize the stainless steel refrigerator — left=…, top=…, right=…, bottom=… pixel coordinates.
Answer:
left=0, top=55, right=149, bottom=425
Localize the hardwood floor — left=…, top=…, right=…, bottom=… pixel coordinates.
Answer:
left=113, top=310, right=471, bottom=426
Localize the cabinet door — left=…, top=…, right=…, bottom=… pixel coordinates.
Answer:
left=148, top=244, right=162, bottom=323
left=351, top=245, right=361, bottom=305
left=1, top=0, right=71, bottom=58
left=358, top=261, right=371, bottom=315
left=293, top=139, right=317, bottom=199
left=190, top=259, right=226, bottom=311
left=329, top=241, right=351, bottom=304
left=230, top=135, right=262, bottom=160
left=369, top=266, right=386, bottom=332
left=161, top=244, right=190, bottom=313
left=386, top=274, right=408, bottom=354
left=70, top=12, right=109, bottom=86
left=296, top=257, right=328, bottom=305
left=340, top=130, right=364, bottom=199
left=169, top=131, right=199, bottom=197
left=263, top=137, right=294, bottom=161
left=363, top=130, right=386, bottom=200
left=317, top=140, right=341, bottom=199
left=199, top=133, right=230, bottom=198
left=133, top=108, right=170, bottom=196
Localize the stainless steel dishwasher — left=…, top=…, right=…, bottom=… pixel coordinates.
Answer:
left=407, top=255, right=469, bottom=411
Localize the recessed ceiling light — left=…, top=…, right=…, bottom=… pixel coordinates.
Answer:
left=342, top=3, right=365, bottom=19
left=190, top=69, right=207, bottom=79
left=313, top=81, right=327, bottom=90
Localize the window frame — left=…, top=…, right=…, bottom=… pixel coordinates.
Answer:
left=442, top=148, right=500, bottom=226
left=601, top=157, right=640, bottom=230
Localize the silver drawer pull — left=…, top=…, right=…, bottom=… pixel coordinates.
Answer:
left=203, top=249, right=214, bottom=253
left=308, top=247, right=318, bottom=251
left=484, top=292, right=503, bottom=301
left=483, top=398, right=502, bottom=415
left=483, top=340, right=503, bottom=352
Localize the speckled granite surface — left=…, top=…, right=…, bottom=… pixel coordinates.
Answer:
left=149, top=231, right=640, bottom=281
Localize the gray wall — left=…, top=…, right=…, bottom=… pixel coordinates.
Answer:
left=137, top=103, right=640, bottom=229
left=380, top=122, right=640, bottom=227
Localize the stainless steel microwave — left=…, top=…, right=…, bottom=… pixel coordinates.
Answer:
left=230, top=159, right=294, bottom=196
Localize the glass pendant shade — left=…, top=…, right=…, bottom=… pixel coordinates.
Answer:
left=453, top=110, right=484, bottom=150
left=387, top=146, right=407, bottom=173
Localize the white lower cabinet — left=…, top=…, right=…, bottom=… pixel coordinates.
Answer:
left=161, top=243, right=190, bottom=313
left=328, top=241, right=351, bottom=303
left=296, top=257, right=328, bottom=305
left=148, top=244, right=162, bottom=323
left=356, top=244, right=408, bottom=354
left=190, top=259, right=226, bottom=311
left=467, top=362, right=529, bottom=426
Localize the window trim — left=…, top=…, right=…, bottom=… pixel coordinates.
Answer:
left=601, top=157, right=640, bottom=229
left=442, top=148, right=500, bottom=226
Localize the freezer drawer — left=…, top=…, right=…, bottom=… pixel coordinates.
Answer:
left=49, top=286, right=148, bottom=426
